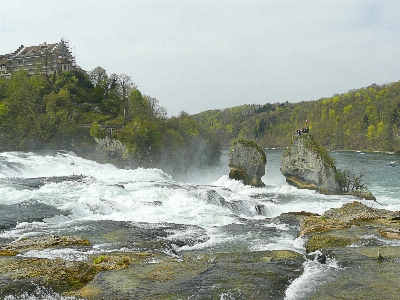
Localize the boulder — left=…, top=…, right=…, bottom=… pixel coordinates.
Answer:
left=280, top=134, right=340, bottom=194
left=95, top=136, right=130, bottom=160
left=228, top=140, right=266, bottom=187
left=91, top=136, right=133, bottom=168
left=299, top=201, right=400, bottom=236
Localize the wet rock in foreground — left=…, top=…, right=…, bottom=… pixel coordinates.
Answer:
left=306, top=246, right=400, bottom=300
left=2, top=235, right=90, bottom=254
left=72, top=250, right=305, bottom=300
left=0, top=220, right=212, bottom=298
left=300, top=201, right=400, bottom=237
left=291, top=201, right=400, bottom=299
left=0, top=252, right=155, bottom=298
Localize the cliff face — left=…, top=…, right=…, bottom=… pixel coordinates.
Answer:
left=280, top=134, right=340, bottom=194
left=92, top=137, right=131, bottom=167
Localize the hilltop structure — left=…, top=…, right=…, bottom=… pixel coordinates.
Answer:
left=0, top=39, right=76, bottom=78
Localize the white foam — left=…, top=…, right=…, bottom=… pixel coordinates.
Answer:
left=179, top=228, right=236, bottom=251
left=285, top=254, right=342, bottom=300
left=19, top=248, right=92, bottom=261
left=1, top=150, right=400, bottom=270
left=4, top=285, right=83, bottom=300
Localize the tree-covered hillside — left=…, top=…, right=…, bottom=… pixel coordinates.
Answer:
left=0, top=68, right=221, bottom=171
left=193, top=82, right=400, bottom=152
left=2, top=67, right=399, bottom=172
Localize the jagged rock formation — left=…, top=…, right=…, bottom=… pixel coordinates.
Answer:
left=280, top=134, right=340, bottom=194
left=299, top=201, right=400, bottom=237
left=228, top=140, right=266, bottom=187
left=95, top=137, right=129, bottom=159
left=280, top=134, right=376, bottom=200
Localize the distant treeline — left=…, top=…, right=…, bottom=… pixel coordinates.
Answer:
left=2, top=68, right=400, bottom=172
left=0, top=68, right=221, bottom=171
left=193, top=82, right=400, bottom=153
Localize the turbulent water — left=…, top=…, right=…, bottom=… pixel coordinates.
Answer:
left=0, top=149, right=399, bottom=299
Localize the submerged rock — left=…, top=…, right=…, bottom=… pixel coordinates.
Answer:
left=279, top=201, right=400, bottom=298
left=2, top=235, right=90, bottom=254
left=297, top=201, right=400, bottom=259
left=71, top=250, right=304, bottom=299
left=0, top=218, right=307, bottom=299
left=228, top=139, right=266, bottom=187
left=300, top=201, right=400, bottom=237
left=280, top=134, right=340, bottom=194
left=322, top=201, right=399, bottom=223
left=306, top=245, right=400, bottom=299
left=0, top=200, right=69, bottom=230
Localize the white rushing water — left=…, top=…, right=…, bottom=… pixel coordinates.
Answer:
left=0, top=151, right=353, bottom=242
left=0, top=149, right=399, bottom=299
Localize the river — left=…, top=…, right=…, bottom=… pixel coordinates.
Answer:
left=0, top=149, right=399, bottom=299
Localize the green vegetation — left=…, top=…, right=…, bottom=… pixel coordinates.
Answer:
left=116, top=257, right=131, bottom=266
left=302, top=134, right=369, bottom=195
left=305, top=233, right=353, bottom=253
left=93, top=255, right=108, bottom=264
left=2, top=67, right=399, bottom=171
left=0, top=68, right=221, bottom=171
left=335, top=168, right=368, bottom=194
left=93, top=255, right=108, bottom=265
left=193, top=82, right=400, bottom=152
left=290, top=134, right=337, bottom=172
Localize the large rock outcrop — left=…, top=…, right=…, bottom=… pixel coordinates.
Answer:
left=228, top=140, right=266, bottom=187
left=92, top=137, right=132, bottom=168
left=280, top=134, right=340, bottom=194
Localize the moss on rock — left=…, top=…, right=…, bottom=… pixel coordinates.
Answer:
left=306, top=233, right=352, bottom=253
left=300, top=215, right=349, bottom=236
left=3, top=235, right=90, bottom=253
left=231, top=139, right=267, bottom=164
left=228, top=139, right=266, bottom=187
left=0, top=249, right=18, bottom=256
left=323, top=201, right=396, bottom=223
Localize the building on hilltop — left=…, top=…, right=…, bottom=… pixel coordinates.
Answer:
left=0, top=39, right=76, bottom=78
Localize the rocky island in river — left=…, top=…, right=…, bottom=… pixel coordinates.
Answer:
left=280, top=133, right=375, bottom=200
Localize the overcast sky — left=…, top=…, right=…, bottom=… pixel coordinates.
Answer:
left=1, top=1, right=400, bottom=116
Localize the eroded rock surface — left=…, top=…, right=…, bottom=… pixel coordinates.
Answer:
left=280, top=134, right=340, bottom=194
left=71, top=250, right=304, bottom=300
left=292, top=201, right=400, bottom=299
left=0, top=219, right=306, bottom=299
left=228, top=140, right=266, bottom=187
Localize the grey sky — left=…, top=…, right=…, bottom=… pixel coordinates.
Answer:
left=1, top=1, right=400, bottom=116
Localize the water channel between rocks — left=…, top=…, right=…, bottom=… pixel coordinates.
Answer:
left=0, top=149, right=399, bottom=299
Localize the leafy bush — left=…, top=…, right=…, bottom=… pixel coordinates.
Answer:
left=336, top=168, right=367, bottom=193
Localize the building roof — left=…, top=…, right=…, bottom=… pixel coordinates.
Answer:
left=13, top=42, right=63, bottom=57
left=0, top=55, right=8, bottom=66
left=0, top=40, right=76, bottom=75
